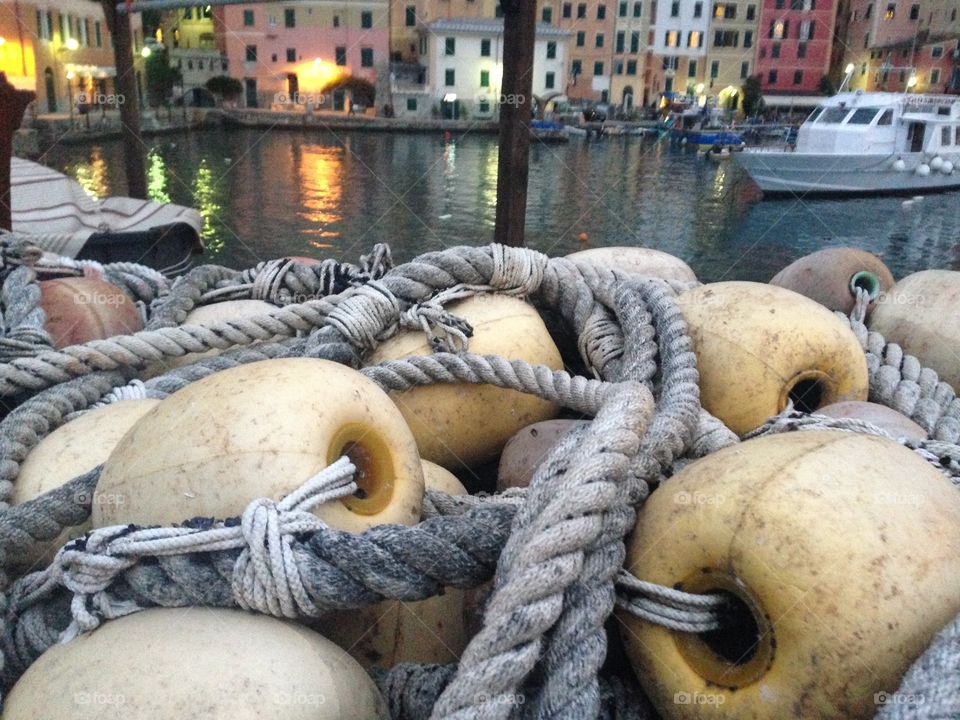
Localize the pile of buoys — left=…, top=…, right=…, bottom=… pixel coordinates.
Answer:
left=4, top=242, right=958, bottom=720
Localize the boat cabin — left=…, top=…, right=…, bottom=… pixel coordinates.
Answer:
left=796, top=91, right=960, bottom=156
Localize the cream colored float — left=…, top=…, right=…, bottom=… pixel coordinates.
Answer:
left=868, top=269, right=960, bottom=391
left=3, top=608, right=387, bottom=720
left=567, top=247, right=699, bottom=287
left=497, top=419, right=586, bottom=490
left=142, top=299, right=279, bottom=378
left=367, top=295, right=563, bottom=470
left=12, top=399, right=160, bottom=569
left=313, top=460, right=471, bottom=668
left=619, top=431, right=960, bottom=719
left=677, top=282, right=869, bottom=434
left=816, top=400, right=928, bottom=441
left=95, top=358, right=424, bottom=532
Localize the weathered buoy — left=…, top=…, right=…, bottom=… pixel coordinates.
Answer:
left=891, top=158, right=906, bottom=172
left=941, top=160, right=954, bottom=175
left=930, top=155, right=944, bottom=171
left=367, top=295, right=563, bottom=470
left=497, top=419, right=587, bottom=491
left=915, top=163, right=931, bottom=176
left=769, top=247, right=895, bottom=315
left=619, top=431, right=960, bottom=719
left=142, top=299, right=279, bottom=378
left=38, top=277, right=143, bottom=348
left=868, top=269, right=960, bottom=391
left=12, top=399, right=160, bottom=568
left=567, top=246, right=698, bottom=286
left=95, top=358, right=425, bottom=532
left=3, top=608, right=388, bottom=719
left=312, top=460, right=470, bottom=668
left=816, top=400, right=927, bottom=441
left=677, top=282, right=869, bottom=434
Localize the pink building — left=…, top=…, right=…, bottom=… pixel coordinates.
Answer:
left=219, top=1, right=389, bottom=109
left=755, top=0, right=841, bottom=96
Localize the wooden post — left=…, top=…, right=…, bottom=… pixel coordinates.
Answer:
left=0, top=73, right=35, bottom=231
left=493, top=0, right=537, bottom=248
left=101, top=1, right=148, bottom=199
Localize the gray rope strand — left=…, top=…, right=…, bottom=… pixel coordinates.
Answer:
left=615, top=570, right=725, bottom=633
left=0, top=266, right=52, bottom=362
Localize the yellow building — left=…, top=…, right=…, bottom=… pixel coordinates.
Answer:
left=705, top=0, right=760, bottom=109
left=610, top=0, right=651, bottom=111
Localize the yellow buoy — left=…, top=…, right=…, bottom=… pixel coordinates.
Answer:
left=312, top=460, right=470, bottom=668
left=567, top=247, right=698, bottom=286
left=95, top=358, right=424, bottom=532
left=868, top=269, right=960, bottom=391
left=619, top=431, right=960, bottom=719
left=367, top=295, right=563, bottom=470
left=678, top=282, right=868, bottom=434
left=3, top=608, right=388, bottom=719
left=12, top=399, right=160, bottom=569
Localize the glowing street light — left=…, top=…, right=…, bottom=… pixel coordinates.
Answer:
left=0, top=37, right=7, bottom=46
left=845, top=63, right=855, bottom=74
left=695, top=83, right=705, bottom=95
left=65, top=38, right=79, bottom=51
left=141, top=46, right=152, bottom=58
left=907, top=73, right=918, bottom=90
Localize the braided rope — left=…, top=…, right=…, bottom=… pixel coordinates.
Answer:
left=0, top=266, right=52, bottom=362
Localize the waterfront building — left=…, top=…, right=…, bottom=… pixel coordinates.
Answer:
left=159, top=6, right=228, bottom=102
left=389, top=0, right=497, bottom=63
left=1, top=0, right=145, bottom=114
left=844, top=0, right=959, bottom=94
left=705, top=0, right=762, bottom=108
left=754, top=0, right=843, bottom=103
left=406, top=18, right=570, bottom=119
left=551, top=0, right=618, bottom=102
left=647, top=0, right=711, bottom=102
left=610, top=0, right=653, bottom=110
left=219, top=1, right=389, bottom=110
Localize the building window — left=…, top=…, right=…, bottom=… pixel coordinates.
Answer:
left=419, top=37, right=427, bottom=54
left=597, top=4, right=606, bottom=19
left=693, top=1, right=703, bottom=16
left=188, top=59, right=194, bottom=70
left=445, top=68, right=455, bottom=86
left=543, top=6, right=553, bottom=22
left=865, top=2, right=873, bottom=17
left=746, top=4, right=755, bottom=19
left=479, top=99, right=490, bottom=113
left=577, top=3, right=587, bottom=18
left=861, top=62, right=867, bottom=75
left=663, top=56, right=678, bottom=70
left=909, top=3, right=919, bottom=19
left=577, top=31, right=585, bottom=46
left=710, top=60, right=719, bottom=78
left=546, top=71, right=556, bottom=88
left=571, top=59, right=582, bottom=75
left=243, top=9, right=254, bottom=26
left=793, top=69, right=803, bottom=84
left=633, top=1, right=642, bottom=16
left=445, top=37, right=455, bottom=55
left=671, top=0, right=679, bottom=16
left=58, top=13, right=66, bottom=42
left=335, top=46, right=346, bottom=65
left=563, top=3, right=572, bottom=17
left=596, top=33, right=604, bottom=48
left=361, top=47, right=373, bottom=67
left=799, top=19, right=814, bottom=40
left=627, top=59, right=637, bottom=74
left=740, top=61, right=749, bottom=78
left=284, top=8, right=295, bottom=27
left=361, top=11, right=373, bottom=28
left=772, top=42, right=780, bottom=58
left=714, top=30, right=737, bottom=46
left=620, top=1, right=628, bottom=15
left=931, top=68, right=940, bottom=84
left=768, top=69, right=778, bottom=83
left=481, top=39, right=491, bottom=56
left=245, top=45, right=257, bottom=61
left=594, top=60, right=604, bottom=75
left=615, top=60, right=624, bottom=74
left=547, top=40, right=557, bottom=58
left=689, top=30, right=702, bottom=47
left=480, top=70, right=490, bottom=86
left=771, top=20, right=787, bottom=39
left=333, top=15, right=340, bottom=27
left=744, top=30, right=753, bottom=47
left=931, top=46, right=943, bottom=58
left=631, top=31, right=640, bottom=52
left=616, top=31, right=625, bottom=52
left=405, top=6, right=416, bottom=26
left=884, top=3, right=895, bottom=19
left=797, top=41, right=806, bottom=57
left=775, top=0, right=783, bottom=6
left=864, top=32, right=869, bottom=48
left=286, top=48, right=296, bottom=62
left=407, top=97, right=417, bottom=112
left=665, top=30, right=679, bottom=46
left=688, top=59, right=697, bottom=77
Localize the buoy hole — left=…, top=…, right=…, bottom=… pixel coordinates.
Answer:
left=698, top=592, right=761, bottom=666
left=788, top=377, right=826, bottom=413
left=849, top=271, right=881, bottom=301
left=340, top=441, right=375, bottom=500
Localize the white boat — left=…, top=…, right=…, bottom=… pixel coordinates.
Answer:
left=734, top=90, right=960, bottom=196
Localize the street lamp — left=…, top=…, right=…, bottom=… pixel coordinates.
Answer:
left=141, top=46, right=152, bottom=58
left=65, top=38, right=79, bottom=51
left=907, top=73, right=918, bottom=91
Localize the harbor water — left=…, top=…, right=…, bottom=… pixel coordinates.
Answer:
left=43, top=128, right=960, bottom=280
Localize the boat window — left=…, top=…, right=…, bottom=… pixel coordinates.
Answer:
left=847, top=107, right=881, bottom=124
left=943, top=126, right=953, bottom=146
left=956, top=126, right=960, bottom=145
left=819, top=106, right=852, bottom=123
left=877, top=109, right=893, bottom=125
left=806, top=106, right=825, bottom=122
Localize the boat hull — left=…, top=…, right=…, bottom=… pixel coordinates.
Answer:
left=734, top=151, right=960, bottom=196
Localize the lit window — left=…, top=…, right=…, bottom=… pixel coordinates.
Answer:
left=773, top=21, right=785, bottom=39
left=665, top=30, right=679, bottom=47
left=884, top=3, right=895, bottom=19
left=688, top=30, right=701, bottom=47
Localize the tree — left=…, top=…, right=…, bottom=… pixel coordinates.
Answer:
left=818, top=74, right=836, bottom=96
left=144, top=48, right=181, bottom=107
left=321, top=76, right=376, bottom=107
left=740, top=75, right=764, bottom=117
left=206, top=76, right=243, bottom=102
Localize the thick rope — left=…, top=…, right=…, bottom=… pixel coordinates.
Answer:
left=0, top=266, right=52, bottom=362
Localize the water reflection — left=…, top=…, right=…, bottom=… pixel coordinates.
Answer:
left=295, top=144, right=343, bottom=246
left=70, top=146, right=110, bottom=200
left=147, top=150, right=171, bottom=205
left=193, top=160, right=226, bottom=255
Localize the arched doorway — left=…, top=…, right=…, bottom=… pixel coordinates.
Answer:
left=44, top=68, right=57, bottom=112
left=622, top=85, right=634, bottom=113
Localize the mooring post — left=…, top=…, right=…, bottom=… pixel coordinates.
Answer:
left=493, top=0, right=537, bottom=248
left=0, top=72, right=35, bottom=232
left=101, top=0, right=148, bottom=199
